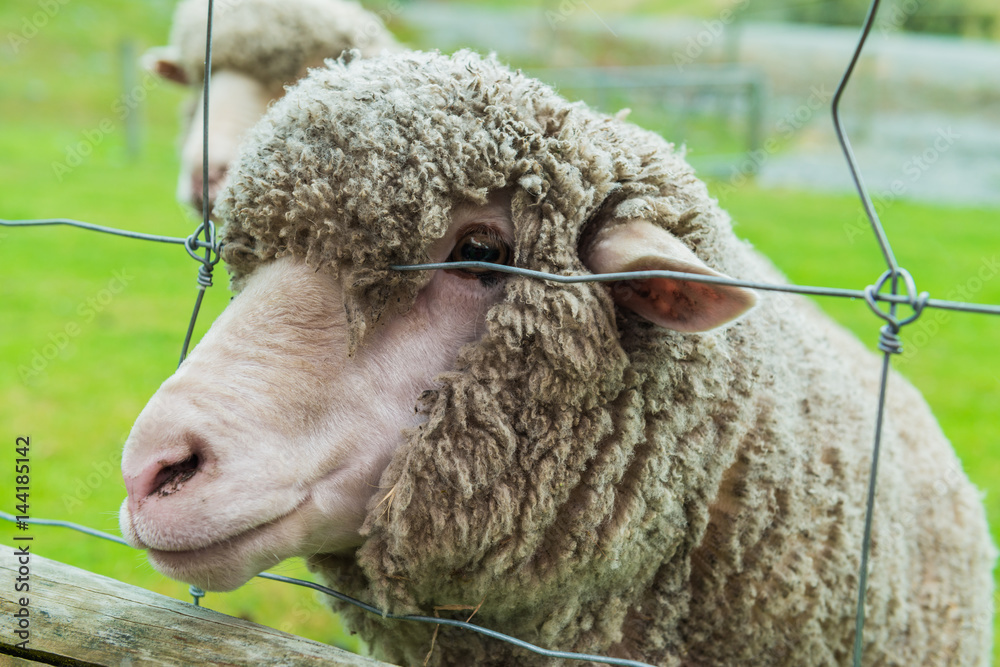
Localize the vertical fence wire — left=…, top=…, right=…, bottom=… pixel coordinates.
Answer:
left=830, top=1, right=895, bottom=662
left=178, top=0, right=219, bottom=369
left=831, top=0, right=898, bottom=274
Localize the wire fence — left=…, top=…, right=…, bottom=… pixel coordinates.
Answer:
left=2, top=0, right=999, bottom=665
left=0, top=509, right=653, bottom=667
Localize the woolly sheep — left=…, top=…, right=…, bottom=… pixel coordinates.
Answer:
left=119, top=50, right=995, bottom=666
left=146, top=0, right=399, bottom=212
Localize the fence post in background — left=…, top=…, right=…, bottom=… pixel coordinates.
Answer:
left=746, top=74, right=764, bottom=155
left=723, top=14, right=742, bottom=65
left=120, top=39, right=142, bottom=161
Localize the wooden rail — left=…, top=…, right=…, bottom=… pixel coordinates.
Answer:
left=0, top=547, right=396, bottom=666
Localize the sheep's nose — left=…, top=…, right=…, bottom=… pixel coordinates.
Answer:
left=189, top=166, right=228, bottom=213
left=125, top=449, right=203, bottom=516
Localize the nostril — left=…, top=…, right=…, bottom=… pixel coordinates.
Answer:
left=150, top=453, right=201, bottom=497
left=207, top=165, right=227, bottom=187
left=190, top=173, right=205, bottom=206
left=191, top=168, right=226, bottom=210
left=123, top=432, right=211, bottom=514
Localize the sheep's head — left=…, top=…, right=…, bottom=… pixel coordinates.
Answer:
left=146, top=0, right=399, bottom=213
left=120, top=51, right=755, bottom=604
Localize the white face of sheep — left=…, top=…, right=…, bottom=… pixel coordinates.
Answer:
left=147, top=50, right=283, bottom=213
left=118, top=196, right=756, bottom=591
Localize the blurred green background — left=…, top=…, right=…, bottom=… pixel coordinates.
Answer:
left=1, top=0, right=997, bottom=662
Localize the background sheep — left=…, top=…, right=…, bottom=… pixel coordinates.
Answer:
left=119, top=50, right=995, bottom=666
left=146, top=0, right=400, bottom=213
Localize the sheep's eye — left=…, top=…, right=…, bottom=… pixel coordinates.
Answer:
left=449, top=229, right=511, bottom=274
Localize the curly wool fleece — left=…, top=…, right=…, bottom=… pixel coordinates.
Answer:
left=166, top=0, right=398, bottom=87
left=217, top=50, right=995, bottom=666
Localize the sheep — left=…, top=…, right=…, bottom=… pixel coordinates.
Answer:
left=119, top=49, right=995, bottom=666
left=146, top=0, right=400, bottom=213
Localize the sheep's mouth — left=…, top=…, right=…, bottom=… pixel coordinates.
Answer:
left=147, top=512, right=283, bottom=558
left=143, top=510, right=301, bottom=591
left=122, top=461, right=371, bottom=590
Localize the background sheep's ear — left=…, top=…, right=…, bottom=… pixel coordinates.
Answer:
left=142, top=46, right=188, bottom=85
left=583, top=220, right=757, bottom=332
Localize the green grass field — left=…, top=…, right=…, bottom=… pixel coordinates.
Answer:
left=1, top=0, right=997, bottom=662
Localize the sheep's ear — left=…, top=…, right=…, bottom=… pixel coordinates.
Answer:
left=142, top=46, right=188, bottom=85
left=583, top=220, right=756, bottom=332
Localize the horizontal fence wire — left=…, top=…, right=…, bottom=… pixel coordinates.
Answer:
left=0, top=511, right=654, bottom=667
left=0, top=217, right=215, bottom=250
left=0, top=216, right=221, bottom=369
left=4, top=215, right=999, bottom=318
left=2, top=0, right=999, bottom=663
left=391, top=261, right=1000, bottom=317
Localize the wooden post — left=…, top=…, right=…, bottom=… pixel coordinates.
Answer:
left=0, top=548, right=397, bottom=666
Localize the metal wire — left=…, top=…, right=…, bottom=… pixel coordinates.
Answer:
left=0, top=216, right=223, bottom=368
left=0, top=511, right=130, bottom=546
left=392, top=262, right=1000, bottom=317
left=831, top=0, right=898, bottom=274
left=179, top=0, right=220, bottom=369
left=259, top=573, right=654, bottom=666
left=178, top=220, right=221, bottom=367
left=0, top=217, right=214, bottom=249
left=4, top=217, right=998, bottom=317
left=828, top=0, right=910, bottom=662
left=0, top=511, right=654, bottom=667
left=175, top=0, right=221, bottom=606
left=4, top=213, right=999, bottom=316
left=201, top=0, right=215, bottom=236
left=852, top=352, right=892, bottom=664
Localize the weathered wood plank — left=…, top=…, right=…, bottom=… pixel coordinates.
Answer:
left=5, top=655, right=52, bottom=666
left=0, top=547, right=396, bottom=666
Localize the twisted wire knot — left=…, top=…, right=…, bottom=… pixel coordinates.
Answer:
left=184, top=220, right=222, bottom=289
left=863, top=268, right=929, bottom=355
left=196, top=263, right=214, bottom=289
left=177, top=220, right=224, bottom=365
left=876, top=325, right=903, bottom=355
